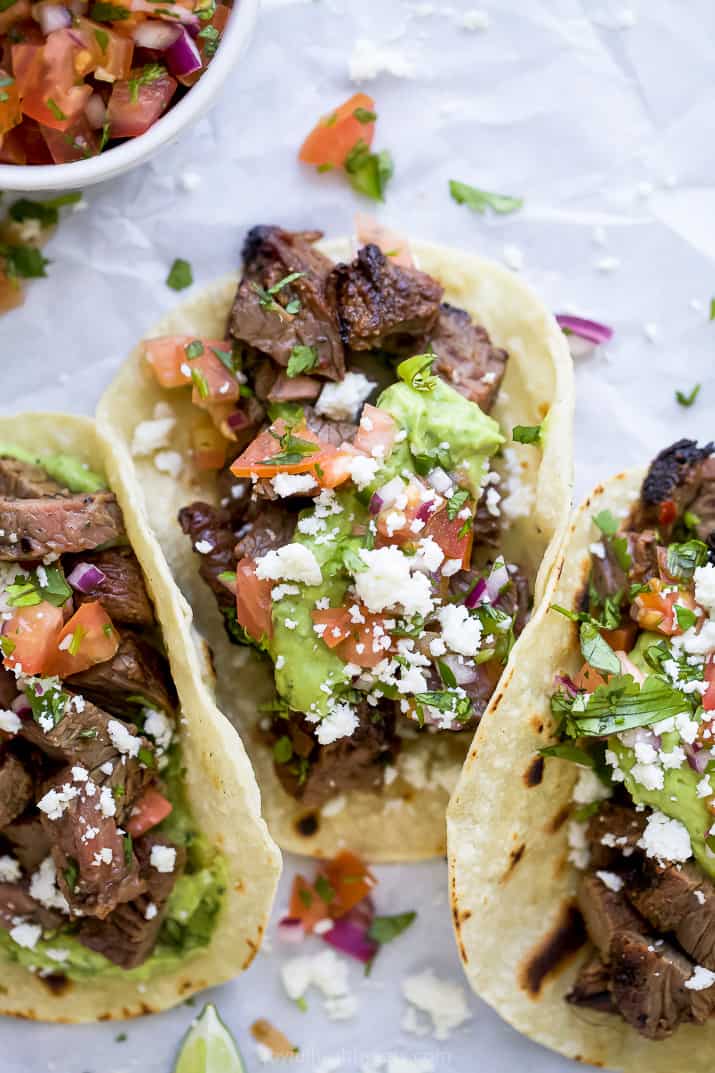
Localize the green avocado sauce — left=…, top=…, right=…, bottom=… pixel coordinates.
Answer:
left=268, top=368, right=504, bottom=719
left=0, top=444, right=105, bottom=493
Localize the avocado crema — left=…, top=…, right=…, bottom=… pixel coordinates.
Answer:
left=545, top=439, right=715, bottom=1041
left=0, top=448, right=224, bottom=982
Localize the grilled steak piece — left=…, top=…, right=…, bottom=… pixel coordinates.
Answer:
left=3, top=815, right=51, bottom=873
left=585, top=802, right=646, bottom=871
left=0, top=457, right=65, bottom=499
left=628, top=861, right=715, bottom=971
left=234, top=501, right=299, bottom=562
left=633, top=439, right=714, bottom=536
left=0, top=665, right=17, bottom=709
left=577, top=874, right=643, bottom=957
left=271, top=704, right=398, bottom=806
left=0, top=881, right=64, bottom=932
left=627, top=529, right=659, bottom=584
left=21, top=699, right=123, bottom=769
left=66, top=548, right=154, bottom=628
left=178, top=502, right=238, bottom=611
left=67, top=633, right=176, bottom=717
left=77, top=835, right=184, bottom=969
left=268, top=372, right=322, bottom=404
left=689, top=456, right=715, bottom=547
left=0, top=492, right=125, bottom=560
left=329, top=244, right=443, bottom=353
left=429, top=304, right=508, bottom=412
left=0, top=751, right=33, bottom=827
left=231, top=226, right=345, bottom=381
left=609, top=929, right=715, bottom=1039
left=589, top=541, right=627, bottom=603
left=567, top=954, right=614, bottom=1013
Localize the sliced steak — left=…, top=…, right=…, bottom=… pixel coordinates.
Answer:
left=271, top=704, right=398, bottom=807
left=566, top=954, right=614, bottom=1013
left=589, top=542, right=627, bottom=603
left=0, top=881, right=63, bottom=932
left=690, top=456, right=715, bottom=546
left=234, top=501, right=299, bottom=562
left=67, top=633, right=176, bottom=717
left=628, top=861, right=715, bottom=971
left=429, top=303, right=508, bottom=412
left=0, top=751, right=33, bottom=827
left=329, top=243, right=443, bottom=353
left=632, top=439, right=714, bottom=536
left=268, top=372, right=322, bottom=404
left=585, top=802, right=646, bottom=871
left=0, top=665, right=18, bottom=709
left=66, top=548, right=154, bottom=628
left=627, top=529, right=659, bottom=585
left=231, top=226, right=345, bottom=380
left=21, top=699, right=121, bottom=770
left=0, top=492, right=125, bottom=560
left=609, top=929, right=714, bottom=1039
left=179, top=501, right=239, bottom=611
left=577, top=874, right=643, bottom=957
left=0, top=457, right=65, bottom=499
left=77, top=835, right=184, bottom=969
left=3, top=815, right=51, bottom=873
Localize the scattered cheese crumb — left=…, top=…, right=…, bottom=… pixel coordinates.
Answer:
left=315, top=372, right=375, bottom=420
left=401, top=969, right=471, bottom=1041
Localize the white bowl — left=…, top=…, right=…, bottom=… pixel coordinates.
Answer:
left=0, top=0, right=258, bottom=192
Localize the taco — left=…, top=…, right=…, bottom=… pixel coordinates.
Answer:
left=0, top=414, right=280, bottom=1022
left=448, top=439, right=715, bottom=1069
left=97, top=225, right=573, bottom=860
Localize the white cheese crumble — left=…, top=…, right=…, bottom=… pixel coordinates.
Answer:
left=630, top=762, right=664, bottom=791
left=312, top=703, right=359, bottom=746
left=0, top=855, right=21, bottom=882
left=29, top=857, right=69, bottom=913
left=349, top=39, right=416, bottom=82
left=107, top=719, right=141, bottom=758
left=98, top=786, right=116, bottom=818
left=143, top=708, right=173, bottom=752
left=255, top=543, right=322, bottom=587
left=573, top=768, right=611, bottom=805
left=347, top=454, right=380, bottom=490
left=355, top=546, right=434, bottom=617
left=150, top=845, right=176, bottom=873
left=401, top=969, right=472, bottom=1041
left=153, top=449, right=183, bottom=479
left=37, top=783, right=79, bottom=820
left=638, top=811, right=692, bottom=864
left=131, top=415, right=175, bottom=457
left=412, top=536, right=444, bottom=574
left=271, top=473, right=317, bottom=497
left=0, top=709, right=21, bottom=734
left=685, top=965, right=715, bottom=991
left=437, top=604, right=482, bottom=657
left=194, top=540, right=214, bottom=554
left=10, top=922, right=42, bottom=950
left=281, top=949, right=352, bottom=1009
left=694, top=563, right=715, bottom=615
left=145, top=902, right=158, bottom=921
left=315, top=372, right=375, bottom=421
left=596, top=870, right=624, bottom=893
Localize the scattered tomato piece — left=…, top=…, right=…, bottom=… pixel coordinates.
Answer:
left=2, top=602, right=64, bottom=676
left=127, top=788, right=173, bottom=838
left=299, top=92, right=375, bottom=168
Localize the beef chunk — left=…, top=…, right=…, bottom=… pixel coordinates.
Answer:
left=178, top=501, right=239, bottom=611
left=66, top=548, right=154, bottom=628
left=585, top=802, right=646, bottom=871
left=268, top=372, right=322, bottom=404
left=231, top=226, right=345, bottom=380
left=304, top=406, right=358, bottom=447
left=577, top=874, right=643, bottom=957
left=628, top=861, right=715, bottom=971
left=67, top=633, right=176, bottom=717
left=271, top=704, right=398, bottom=807
left=609, top=930, right=714, bottom=1039
left=0, top=751, right=33, bottom=827
left=0, top=492, right=125, bottom=560
left=77, top=835, right=184, bottom=969
left=0, top=457, right=65, bottom=498
left=234, top=500, right=299, bottom=561
left=627, top=529, right=659, bottom=584
left=567, top=954, right=614, bottom=1013
left=329, top=244, right=443, bottom=353
left=0, top=881, right=63, bottom=932
left=429, top=304, right=508, bottom=411
left=634, top=439, right=714, bottom=535
left=0, top=665, right=17, bottom=710
left=3, top=815, right=51, bottom=872
left=690, top=456, right=715, bottom=545
left=589, top=541, right=627, bottom=603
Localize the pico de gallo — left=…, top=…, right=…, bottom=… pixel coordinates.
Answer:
left=140, top=222, right=531, bottom=807
left=542, top=440, right=715, bottom=1040
left=0, top=0, right=231, bottom=164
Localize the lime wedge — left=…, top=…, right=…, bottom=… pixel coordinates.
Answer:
left=174, top=1004, right=246, bottom=1073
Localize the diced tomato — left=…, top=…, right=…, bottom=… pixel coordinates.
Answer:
left=74, top=18, right=134, bottom=82
left=352, top=405, right=397, bottom=461
left=601, top=623, right=638, bottom=653
left=191, top=356, right=240, bottom=409
left=235, top=557, right=273, bottom=643
left=106, top=68, right=176, bottom=138
left=337, top=616, right=387, bottom=668
left=231, top=420, right=329, bottom=479
left=46, top=601, right=119, bottom=677
left=0, top=69, right=21, bottom=137
left=126, top=788, right=173, bottom=838
left=322, top=851, right=375, bottom=916
left=0, top=268, right=23, bottom=314
left=299, top=92, right=375, bottom=168
left=423, top=507, right=473, bottom=568
left=355, top=213, right=413, bottom=268
left=311, top=607, right=352, bottom=648
left=704, top=658, right=715, bottom=713
left=631, top=579, right=695, bottom=636
left=191, top=417, right=226, bottom=471
left=317, top=444, right=361, bottom=489
left=2, top=117, right=52, bottom=164
left=144, top=336, right=233, bottom=389
left=15, top=32, right=92, bottom=131
left=289, top=874, right=331, bottom=933
left=659, top=499, right=677, bottom=527
left=40, top=116, right=98, bottom=163
left=573, top=662, right=607, bottom=692
left=2, top=602, right=64, bottom=676
left=0, top=127, right=27, bottom=165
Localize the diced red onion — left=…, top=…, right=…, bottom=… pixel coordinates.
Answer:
left=555, top=315, right=613, bottom=358
left=465, top=577, right=487, bottom=609
left=276, top=916, right=305, bottom=944
left=554, top=674, right=579, bottom=697
left=441, top=653, right=478, bottom=686
left=84, top=92, right=107, bottom=130
left=321, top=898, right=378, bottom=964
left=165, top=25, right=202, bottom=77
left=369, top=493, right=383, bottom=516
left=11, top=694, right=31, bottom=717
left=685, top=743, right=709, bottom=774
left=485, top=561, right=510, bottom=602
left=133, top=19, right=182, bottom=49
left=227, top=409, right=250, bottom=431
left=34, top=3, right=72, bottom=33
left=416, top=500, right=435, bottom=523
left=67, top=562, right=106, bottom=593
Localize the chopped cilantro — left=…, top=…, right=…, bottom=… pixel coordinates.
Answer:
left=512, top=424, right=542, bottom=445
left=210, top=346, right=234, bottom=373
left=353, top=106, right=377, bottom=123
left=138, top=745, right=155, bottom=767
left=252, top=272, right=304, bottom=314
left=316, top=163, right=334, bottom=174
left=368, top=911, right=416, bottom=945
left=1, top=244, right=49, bottom=279
left=397, top=351, right=436, bottom=392
left=259, top=429, right=319, bottom=467
left=593, top=509, right=619, bottom=537
left=123, top=833, right=133, bottom=866
left=45, top=98, right=67, bottom=121
left=437, top=660, right=457, bottom=688
left=286, top=345, right=318, bottom=378
left=344, top=141, right=393, bottom=202
left=94, top=27, right=109, bottom=50
left=0, top=636, right=15, bottom=657
left=89, top=1, right=131, bottom=17
left=68, top=625, right=86, bottom=657
left=314, top=874, right=335, bottom=903
left=197, top=23, right=220, bottom=57
left=675, top=605, right=697, bottom=631
left=166, top=257, right=193, bottom=291
left=667, top=539, right=709, bottom=580
left=9, top=193, right=81, bottom=229
left=446, top=489, right=470, bottom=521
left=26, top=679, right=68, bottom=729
left=184, top=339, right=204, bottom=360
left=127, top=63, right=166, bottom=103
left=675, top=383, right=701, bottom=407
left=7, top=566, right=71, bottom=609
left=298, top=886, right=313, bottom=908
left=64, top=859, right=78, bottom=892
left=559, top=675, right=687, bottom=738
left=449, top=179, right=523, bottom=215
left=539, top=743, right=599, bottom=767
left=579, top=622, right=620, bottom=676
left=0, top=0, right=18, bottom=11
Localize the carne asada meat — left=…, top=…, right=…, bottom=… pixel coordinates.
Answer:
left=0, top=665, right=17, bottom=710
left=0, top=492, right=125, bottom=560
left=0, top=880, right=64, bottom=933
left=577, top=874, right=643, bottom=958
left=689, top=456, right=715, bottom=546
left=633, top=439, right=714, bottom=536
left=271, top=704, right=398, bottom=807
left=628, top=861, right=715, bottom=971
left=78, top=835, right=184, bottom=969
left=234, top=500, right=299, bottom=562
left=329, top=243, right=443, bottom=353
left=429, top=304, right=508, bottom=412
left=231, top=226, right=345, bottom=381
left=585, top=802, right=646, bottom=870
left=0, top=457, right=66, bottom=499
left=567, top=954, right=614, bottom=1013
left=0, top=751, right=33, bottom=827
left=67, top=633, right=176, bottom=717
left=21, top=698, right=127, bottom=769
left=179, top=501, right=238, bottom=611
left=3, top=815, right=51, bottom=872
left=66, top=548, right=155, bottom=628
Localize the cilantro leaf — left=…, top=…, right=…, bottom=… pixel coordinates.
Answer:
left=9, top=194, right=81, bottom=229
left=184, top=339, right=204, bottom=360
left=675, top=605, right=697, bottom=631
left=396, top=351, right=436, bottom=392
left=666, top=539, right=709, bottom=580
left=512, top=424, right=542, bottom=445
left=539, top=743, right=599, bottom=766
left=344, top=141, right=393, bottom=202
left=353, top=106, right=377, bottom=123
left=166, top=257, right=193, bottom=291
left=676, top=383, right=701, bottom=407
left=446, top=489, right=470, bottom=521
left=449, top=179, right=523, bottom=215
left=593, top=509, right=619, bottom=537
left=368, top=911, right=417, bottom=945
left=89, top=1, right=131, bottom=18
left=273, top=736, right=293, bottom=763
left=127, top=63, right=166, bottom=104
left=286, top=345, right=318, bottom=378
left=579, top=622, right=620, bottom=676
left=1, top=244, right=49, bottom=279
left=564, top=675, right=687, bottom=738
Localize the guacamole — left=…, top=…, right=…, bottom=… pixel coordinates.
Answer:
left=0, top=444, right=105, bottom=493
